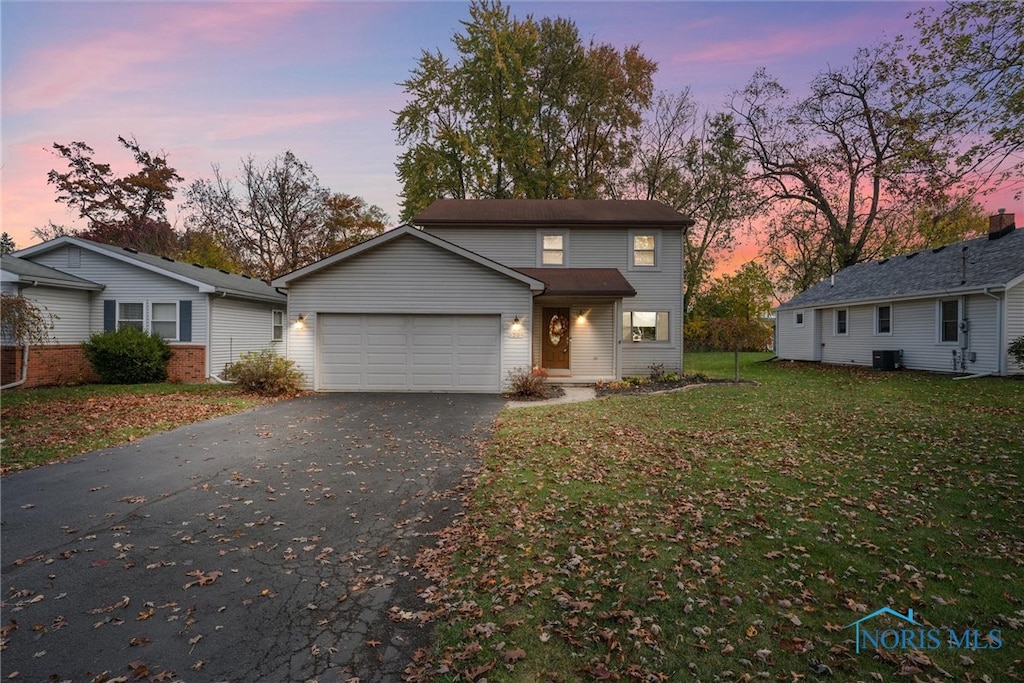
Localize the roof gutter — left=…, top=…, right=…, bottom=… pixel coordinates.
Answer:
left=776, top=284, right=1008, bottom=312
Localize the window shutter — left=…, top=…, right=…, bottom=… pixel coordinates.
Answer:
left=179, top=300, right=192, bottom=342
left=103, top=300, right=116, bottom=332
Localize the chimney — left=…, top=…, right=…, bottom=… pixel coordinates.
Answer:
left=988, top=209, right=1016, bottom=240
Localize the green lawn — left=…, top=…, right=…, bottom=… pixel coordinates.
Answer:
left=0, top=383, right=267, bottom=473
left=407, top=354, right=1023, bottom=682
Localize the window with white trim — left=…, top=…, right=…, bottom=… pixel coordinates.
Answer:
left=272, top=310, right=285, bottom=342
left=118, top=302, right=145, bottom=331
left=794, top=311, right=804, bottom=327
left=622, top=311, right=669, bottom=342
left=875, top=305, right=892, bottom=335
left=834, top=308, right=848, bottom=336
left=541, top=234, right=564, bottom=265
left=151, top=302, right=178, bottom=340
left=632, top=234, right=656, bottom=266
left=939, top=299, right=959, bottom=343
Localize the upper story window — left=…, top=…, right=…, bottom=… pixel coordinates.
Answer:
left=542, top=235, right=564, bottom=265
left=939, top=299, right=959, bottom=343
left=794, top=311, right=805, bottom=327
left=272, top=310, right=285, bottom=342
left=628, top=229, right=660, bottom=271
left=632, top=234, right=656, bottom=266
left=537, top=231, right=568, bottom=266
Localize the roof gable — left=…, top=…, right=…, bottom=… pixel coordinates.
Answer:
left=413, top=199, right=693, bottom=229
left=272, top=224, right=546, bottom=291
left=1, top=254, right=104, bottom=291
left=14, top=237, right=284, bottom=303
left=779, top=228, right=1024, bottom=310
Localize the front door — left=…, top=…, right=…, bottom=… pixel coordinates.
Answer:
left=541, top=307, right=570, bottom=370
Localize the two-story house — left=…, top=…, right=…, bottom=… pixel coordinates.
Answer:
left=272, top=199, right=692, bottom=392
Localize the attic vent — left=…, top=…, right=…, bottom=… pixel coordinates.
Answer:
left=879, top=258, right=889, bottom=264
left=219, top=269, right=230, bottom=274
left=123, top=247, right=138, bottom=253
left=932, top=246, right=946, bottom=253
left=162, top=256, right=175, bottom=262
left=905, top=252, right=918, bottom=259
left=192, top=263, right=205, bottom=269
left=242, top=274, right=252, bottom=279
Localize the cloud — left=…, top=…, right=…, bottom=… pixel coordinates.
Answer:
left=3, top=2, right=312, bottom=114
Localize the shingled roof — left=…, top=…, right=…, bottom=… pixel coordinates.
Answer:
left=516, top=268, right=636, bottom=297
left=1, top=254, right=104, bottom=290
left=414, top=199, right=693, bottom=229
left=778, top=226, right=1024, bottom=310
left=15, top=237, right=285, bottom=304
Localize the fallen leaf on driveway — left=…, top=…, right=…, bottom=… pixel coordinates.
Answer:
left=183, top=570, right=222, bottom=589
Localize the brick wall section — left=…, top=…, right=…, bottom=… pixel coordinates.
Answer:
left=1, top=344, right=206, bottom=388
left=166, top=346, right=206, bottom=384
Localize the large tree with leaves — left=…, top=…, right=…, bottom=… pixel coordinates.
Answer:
left=901, top=0, right=1024, bottom=196
left=186, top=151, right=386, bottom=280
left=47, top=136, right=183, bottom=228
left=394, top=0, right=655, bottom=220
left=730, top=44, right=983, bottom=289
left=616, top=91, right=757, bottom=314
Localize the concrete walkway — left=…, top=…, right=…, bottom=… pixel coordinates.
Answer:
left=504, top=385, right=598, bottom=409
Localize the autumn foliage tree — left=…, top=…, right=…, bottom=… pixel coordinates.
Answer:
left=186, top=151, right=386, bottom=280
left=394, top=0, right=655, bottom=219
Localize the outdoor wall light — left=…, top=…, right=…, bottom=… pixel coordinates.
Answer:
left=293, top=314, right=307, bottom=330
left=511, top=315, right=523, bottom=331
left=577, top=312, right=587, bottom=323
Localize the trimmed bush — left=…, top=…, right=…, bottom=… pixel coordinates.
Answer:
left=504, top=366, right=550, bottom=398
left=82, top=327, right=173, bottom=384
left=223, top=349, right=304, bottom=395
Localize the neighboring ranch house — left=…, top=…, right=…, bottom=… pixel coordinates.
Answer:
left=775, top=213, right=1024, bottom=376
left=272, top=199, right=693, bottom=392
left=3, top=237, right=286, bottom=388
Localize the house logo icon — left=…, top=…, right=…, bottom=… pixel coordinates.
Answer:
left=843, top=606, right=1003, bottom=653
left=844, top=607, right=920, bottom=653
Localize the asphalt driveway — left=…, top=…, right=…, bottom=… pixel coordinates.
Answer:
left=1, top=393, right=506, bottom=682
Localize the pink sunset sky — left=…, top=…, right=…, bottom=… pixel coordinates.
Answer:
left=2, top=1, right=1019, bottom=272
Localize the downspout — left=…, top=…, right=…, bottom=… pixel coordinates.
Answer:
left=1, top=280, right=39, bottom=390
left=1, top=344, right=30, bottom=390
left=981, top=287, right=1004, bottom=376
left=208, top=291, right=234, bottom=383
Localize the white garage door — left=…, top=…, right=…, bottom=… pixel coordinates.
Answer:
left=318, top=314, right=500, bottom=392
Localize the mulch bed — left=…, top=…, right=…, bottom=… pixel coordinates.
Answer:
left=593, top=376, right=735, bottom=397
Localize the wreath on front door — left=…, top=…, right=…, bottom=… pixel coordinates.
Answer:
left=548, top=314, right=567, bottom=345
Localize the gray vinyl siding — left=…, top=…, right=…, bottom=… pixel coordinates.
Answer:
left=1008, top=283, right=1024, bottom=374
left=424, top=227, right=535, bottom=264
left=19, top=286, right=94, bottom=344
left=776, top=309, right=816, bottom=361
left=806, top=295, right=1001, bottom=374
left=30, top=245, right=208, bottom=345
left=209, top=297, right=283, bottom=377
left=284, top=234, right=533, bottom=390
left=433, top=226, right=685, bottom=376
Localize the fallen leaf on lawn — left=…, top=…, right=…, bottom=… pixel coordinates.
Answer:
left=503, top=648, right=527, bottom=663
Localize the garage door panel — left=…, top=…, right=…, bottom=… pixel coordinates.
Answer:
left=319, top=314, right=499, bottom=392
